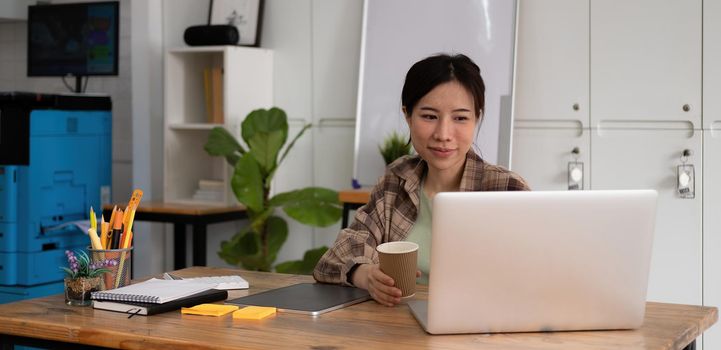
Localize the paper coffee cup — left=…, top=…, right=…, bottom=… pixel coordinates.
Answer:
left=377, top=241, right=418, bottom=298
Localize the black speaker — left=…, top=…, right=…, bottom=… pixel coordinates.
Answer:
left=184, top=25, right=239, bottom=46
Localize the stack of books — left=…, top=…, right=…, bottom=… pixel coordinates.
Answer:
left=91, top=278, right=228, bottom=316
left=192, top=179, right=224, bottom=202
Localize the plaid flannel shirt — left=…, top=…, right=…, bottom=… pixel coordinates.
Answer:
left=313, top=150, right=531, bottom=285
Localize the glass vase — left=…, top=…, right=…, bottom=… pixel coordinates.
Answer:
left=64, top=276, right=101, bottom=306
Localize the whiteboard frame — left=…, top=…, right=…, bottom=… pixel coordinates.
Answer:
left=353, top=0, right=519, bottom=187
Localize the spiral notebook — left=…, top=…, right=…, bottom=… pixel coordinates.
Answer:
left=91, top=278, right=214, bottom=304
left=93, top=289, right=228, bottom=316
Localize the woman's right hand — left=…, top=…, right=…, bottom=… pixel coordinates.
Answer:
left=352, top=264, right=402, bottom=306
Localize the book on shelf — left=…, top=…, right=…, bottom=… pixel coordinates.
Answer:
left=93, top=288, right=228, bottom=316
left=198, top=179, right=225, bottom=191
left=203, top=66, right=224, bottom=124
left=192, top=189, right=223, bottom=202
left=192, top=179, right=225, bottom=202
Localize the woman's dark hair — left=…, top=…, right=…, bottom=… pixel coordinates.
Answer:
left=401, top=54, right=486, bottom=120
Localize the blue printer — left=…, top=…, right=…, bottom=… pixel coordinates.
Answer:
left=0, top=92, right=111, bottom=303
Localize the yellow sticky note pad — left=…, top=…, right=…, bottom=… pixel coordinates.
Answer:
left=181, top=304, right=239, bottom=316
left=232, top=306, right=277, bottom=320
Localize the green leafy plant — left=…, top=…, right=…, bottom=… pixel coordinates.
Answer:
left=379, top=131, right=412, bottom=165
left=204, top=107, right=342, bottom=273
left=60, top=250, right=117, bottom=279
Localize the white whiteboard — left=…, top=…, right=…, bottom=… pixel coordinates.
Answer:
left=353, top=0, right=517, bottom=187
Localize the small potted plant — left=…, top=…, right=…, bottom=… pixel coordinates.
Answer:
left=61, top=250, right=117, bottom=306
left=379, top=131, right=412, bottom=165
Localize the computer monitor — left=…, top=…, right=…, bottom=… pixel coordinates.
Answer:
left=27, top=1, right=119, bottom=91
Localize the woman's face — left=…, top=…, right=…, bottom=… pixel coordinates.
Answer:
left=405, top=80, right=478, bottom=174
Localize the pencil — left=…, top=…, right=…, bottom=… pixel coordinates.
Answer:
left=111, top=210, right=123, bottom=249
left=106, top=206, right=117, bottom=248
left=100, top=215, right=109, bottom=250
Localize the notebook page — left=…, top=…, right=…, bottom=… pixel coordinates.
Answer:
left=91, top=278, right=213, bottom=304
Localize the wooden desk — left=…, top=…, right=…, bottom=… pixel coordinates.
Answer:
left=338, top=188, right=371, bottom=228
left=0, top=267, right=716, bottom=350
left=103, top=203, right=246, bottom=269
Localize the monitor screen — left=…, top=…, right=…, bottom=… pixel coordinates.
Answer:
left=27, top=1, right=119, bottom=77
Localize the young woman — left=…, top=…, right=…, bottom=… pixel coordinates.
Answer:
left=313, top=54, right=530, bottom=306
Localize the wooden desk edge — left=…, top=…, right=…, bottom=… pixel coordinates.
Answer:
left=651, top=301, right=718, bottom=349
left=102, top=202, right=247, bottom=216
left=338, top=188, right=371, bottom=204
left=0, top=267, right=717, bottom=350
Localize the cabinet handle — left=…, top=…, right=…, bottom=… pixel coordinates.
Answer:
left=572, top=103, right=579, bottom=111
left=682, top=104, right=690, bottom=112
left=568, top=147, right=583, bottom=190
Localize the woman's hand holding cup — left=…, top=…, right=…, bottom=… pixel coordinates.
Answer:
left=352, top=241, right=420, bottom=306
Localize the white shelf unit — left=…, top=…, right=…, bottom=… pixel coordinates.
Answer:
left=164, top=46, right=273, bottom=206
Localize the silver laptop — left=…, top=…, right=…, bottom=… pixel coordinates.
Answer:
left=408, top=190, right=657, bottom=334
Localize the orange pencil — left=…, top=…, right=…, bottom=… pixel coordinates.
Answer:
left=111, top=209, right=124, bottom=249
left=121, top=205, right=131, bottom=236
left=106, top=206, right=117, bottom=248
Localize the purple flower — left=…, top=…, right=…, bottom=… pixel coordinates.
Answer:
left=65, top=250, right=80, bottom=274
left=62, top=249, right=118, bottom=278
left=89, top=258, right=118, bottom=271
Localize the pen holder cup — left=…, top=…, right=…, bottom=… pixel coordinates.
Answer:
left=89, top=247, right=132, bottom=290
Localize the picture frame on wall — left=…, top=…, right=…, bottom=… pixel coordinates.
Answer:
left=210, top=0, right=264, bottom=47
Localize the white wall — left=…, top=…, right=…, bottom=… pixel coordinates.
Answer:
left=0, top=0, right=34, bottom=21
left=130, top=0, right=166, bottom=277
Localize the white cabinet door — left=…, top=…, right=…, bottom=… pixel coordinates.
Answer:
left=705, top=0, right=721, bottom=129
left=511, top=124, right=590, bottom=191
left=591, top=129, right=702, bottom=305
left=703, top=129, right=721, bottom=349
left=703, top=0, right=721, bottom=347
left=514, top=0, right=589, bottom=126
left=703, top=1, right=721, bottom=346
left=590, top=0, right=701, bottom=127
